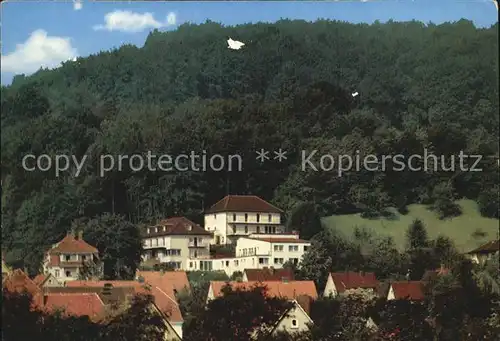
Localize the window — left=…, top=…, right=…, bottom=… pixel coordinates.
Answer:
left=256, top=226, right=260, bottom=233
left=290, top=258, right=299, bottom=265
left=289, top=245, right=299, bottom=252
left=244, top=214, right=248, bottom=222
left=234, top=260, right=239, bottom=266
left=272, top=226, right=276, bottom=234
left=65, top=255, right=71, bottom=261
left=214, top=214, right=216, bottom=219
left=200, top=261, right=212, bottom=271
left=259, top=258, right=269, bottom=265
left=166, top=249, right=181, bottom=256
left=244, top=226, right=248, bottom=234
left=55, top=270, right=60, bottom=278
left=304, top=246, right=309, bottom=252
left=268, top=214, right=272, bottom=222
left=233, top=214, right=236, bottom=221
left=274, top=258, right=284, bottom=265
left=257, top=214, right=260, bottom=222
left=226, top=261, right=229, bottom=266
left=274, top=245, right=284, bottom=252
left=82, top=255, right=86, bottom=261
left=189, top=262, right=193, bottom=268
left=65, top=270, right=71, bottom=277
left=291, top=319, right=298, bottom=328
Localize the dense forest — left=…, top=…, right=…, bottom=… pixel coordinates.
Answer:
left=1, top=19, right=499, bottom=273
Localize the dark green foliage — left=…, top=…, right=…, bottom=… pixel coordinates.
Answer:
left=1, top=19, right=498, bottom=274
left=286, top=201, right=324, bottom=240
left=183, top=284, right=293, bottom=341
left=478, top=185, right=500, bottom=219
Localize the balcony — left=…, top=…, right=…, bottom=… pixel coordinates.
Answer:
left=188, top=241, right=208, bottom=248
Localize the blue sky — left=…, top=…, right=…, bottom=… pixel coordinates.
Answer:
left=1, top=0, right=498, bottom=85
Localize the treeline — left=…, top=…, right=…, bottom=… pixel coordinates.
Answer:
left=1, top=19, right=499, bottom=273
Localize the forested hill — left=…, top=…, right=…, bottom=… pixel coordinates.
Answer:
left=1, top=19, right=499, bottom=270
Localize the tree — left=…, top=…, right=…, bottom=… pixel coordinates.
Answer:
left=286, top=201, right=324, bottom=240
left=478, top=184, right=499, bottom=218
left=406, top=219, right=429, bottom=250
left=183, top=284, right=293, bottom=341
left=74, top=214, right=143, bottom=280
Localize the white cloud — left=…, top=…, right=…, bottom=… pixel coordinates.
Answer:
left=93, top=10, right=177, bottom=33
left=1, top=29, right=78, bottom=74
left=73, top=1, right=82, bottom=11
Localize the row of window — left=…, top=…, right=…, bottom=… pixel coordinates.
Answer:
left=61, top=254, right=89, bottom=262
left=150, top=249, right=181, bottom=257
left=273, top=245, right=305, bottom=252
left=231, top=225, right=278, bottom=234
left=214, top=213, right=274, bottom=222
left=54, top=269, right=74, bottom=278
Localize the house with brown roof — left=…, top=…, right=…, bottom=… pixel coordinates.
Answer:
left=323, top=272, right=379, bottom=298
left=136, top=270, right=191, bottom=294
left=466, top=240, right=499, bottom=265
left=65, top=280, right=183, bottom=339
left=387, top=281, right=425, bottom=301
left=42, top=231, right=100, bottom=283
left=204, top=195, right=285, bottom=245
left=142, top=216, right=212, bottom=270
left=243, top=268, right=295, bottom=282
left=207, top=280, right=317, bottom=337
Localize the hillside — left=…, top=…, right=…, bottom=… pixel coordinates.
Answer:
left=322, top=199, right=499, bottom=252
left=1, top=19, right=498, bottom=272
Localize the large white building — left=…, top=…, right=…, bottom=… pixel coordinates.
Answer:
left=142, top=217, right=213, bottom=270
left=188, top=233, right=311, bottom=276
left=204, top=195, right=286, bottom=245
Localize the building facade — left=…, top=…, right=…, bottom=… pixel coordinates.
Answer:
left=42, top=232, right=100, bottom=283
left=188, top=233, right=310, bottom=276
left=142, top=217, right=212, bottom=270
left=204, top=195, right=285, bottom=245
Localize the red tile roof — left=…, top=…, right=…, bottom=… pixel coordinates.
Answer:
left=330, top=272, right=379, bottom=293
left=65, top=280, right=183, bottom=323
left=43, top=293, right=105, bottom=322
left=390, top=281, right=425, bottom=301
left=3, top=269, right=43, bottom=309
left=33, top=274, right=47, bottom=286
left=210, top=280, right=318, bottom=300
left=467, top=240, right=499, bottom=254
left=146, top=217, right=212, bottom=237
left=244, top=268, right=295, bottom=282
left=205, top=195, right=283, bottom=213
left=48, top=234, right=98, bottom=254
left=136, top=271, right=190, bottom=293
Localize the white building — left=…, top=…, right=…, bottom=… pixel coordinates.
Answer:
left=204, top=195, right=285, bottom=245
left=142, top=217, right=212, bottom=270
left=42, top=231, right=100, bottom=283
left=188, top=233, right=311, bottom=276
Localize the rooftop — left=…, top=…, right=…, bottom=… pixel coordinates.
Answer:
left=205, top=195, right=283, bottom=214
left=48, top=234, right=98, bottom=254
left=145, top=217, right=211, bottom=237
left=467, top=240, right=499, bottom=254
left=209, top=280, right=318, bottom=300
left=390, top=281, right=425, bottom=301
left=329, top=271, right=379, bottom=293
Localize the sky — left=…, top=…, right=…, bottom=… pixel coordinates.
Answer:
left=1, top=0, right=498, bottom=85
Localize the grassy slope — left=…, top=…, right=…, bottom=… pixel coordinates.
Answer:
left=322, top=199, right=499, bottom=252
